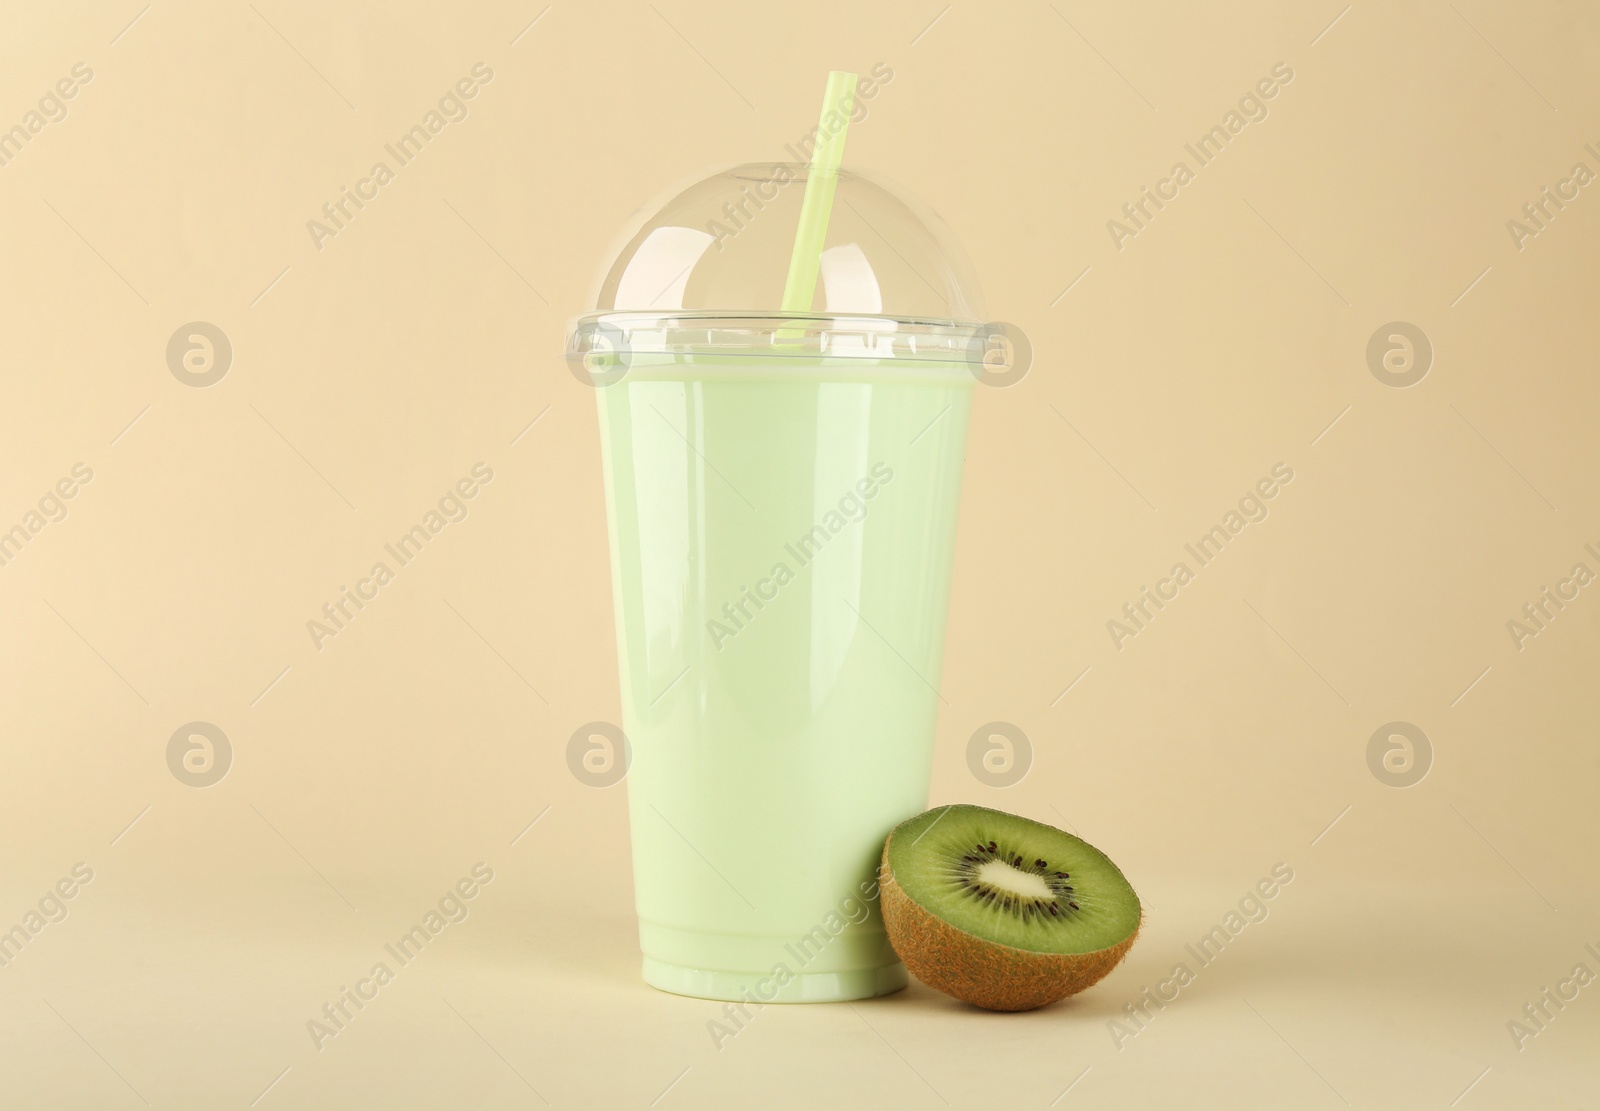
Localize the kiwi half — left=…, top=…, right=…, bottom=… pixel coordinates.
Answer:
left=880, top=804, right=1141, bottom=1011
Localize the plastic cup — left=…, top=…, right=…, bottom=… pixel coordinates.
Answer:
left=569, top=163, right=992, bottom=1002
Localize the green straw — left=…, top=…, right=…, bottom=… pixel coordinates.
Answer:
left=779, top=71, right=857, bottom=314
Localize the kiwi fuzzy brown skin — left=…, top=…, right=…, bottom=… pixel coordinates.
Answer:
left=879, top=839, right=1140, bottom=1012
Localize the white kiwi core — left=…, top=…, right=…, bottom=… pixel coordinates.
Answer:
left=975, top=859, right=1055, bottom=900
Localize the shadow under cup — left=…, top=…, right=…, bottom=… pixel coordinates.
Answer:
left=581, top=313, right=982, bottom=1002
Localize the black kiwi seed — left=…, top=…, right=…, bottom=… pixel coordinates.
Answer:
left=1036, top=859, right=1047, bottom=868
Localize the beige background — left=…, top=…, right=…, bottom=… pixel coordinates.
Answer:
left=1, top=0, right=1596, bottom=1107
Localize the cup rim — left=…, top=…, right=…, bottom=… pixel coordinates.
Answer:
left=567, top=310, right=996, bottom=367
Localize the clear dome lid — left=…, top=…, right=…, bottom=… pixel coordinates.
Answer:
left=567, top=163, right=1027, bottom=381
left=589, top=162, right=985, bottom=321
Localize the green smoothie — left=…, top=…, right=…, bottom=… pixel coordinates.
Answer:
left=595, top=348, right=973, bottom=1001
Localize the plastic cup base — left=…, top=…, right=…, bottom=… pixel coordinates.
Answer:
left=641, top=957, right=908, bottom=1003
